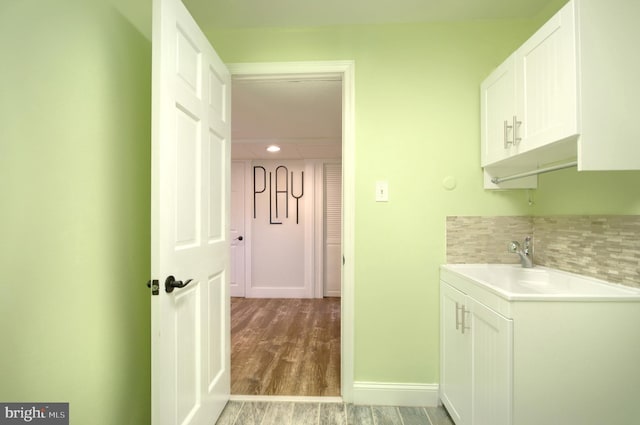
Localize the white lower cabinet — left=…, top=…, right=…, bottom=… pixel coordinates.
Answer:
left=440, top=283, right=472, bottom=424
left=440, top=282, right=512, bottom=425
left=440, top=269, right=640, bottom=425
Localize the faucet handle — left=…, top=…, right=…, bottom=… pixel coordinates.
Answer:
left=508, top=241, right=520, bottom=253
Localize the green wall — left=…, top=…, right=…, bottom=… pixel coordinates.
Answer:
left=206, top=21, right=543, bottom=384
left=207, top=16, right=640, bottom=386
left=533, top=169, right=640, bottom=215
left=0, top=1, right=151, bottom=423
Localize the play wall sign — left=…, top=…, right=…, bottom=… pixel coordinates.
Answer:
left=0, top=404, right=68, bottom=424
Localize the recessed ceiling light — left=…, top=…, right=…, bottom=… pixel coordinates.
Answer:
left=266, top=145, right=281, bottom=153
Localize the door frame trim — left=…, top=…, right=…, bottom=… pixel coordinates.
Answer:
left=228, top=61, right=355, bottom=401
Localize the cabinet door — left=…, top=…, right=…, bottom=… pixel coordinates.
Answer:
left=440, top=283, right=471, bottom=425
left=515, top=1, right=578, bottom=154
left=468, top=297, right=513, bottom=425
left=480, top=54, right=516, bottom=166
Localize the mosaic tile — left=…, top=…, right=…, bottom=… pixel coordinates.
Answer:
left=446, top=215, right=640, bottom=288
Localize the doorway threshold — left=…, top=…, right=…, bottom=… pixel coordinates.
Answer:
left=230, top=395, right=343, bottom=404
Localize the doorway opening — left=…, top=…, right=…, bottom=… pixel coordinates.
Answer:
left=227, top=61, right=355, bottom=400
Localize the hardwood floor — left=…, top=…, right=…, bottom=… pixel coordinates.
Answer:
left=231, top=297, right=341, bottom=396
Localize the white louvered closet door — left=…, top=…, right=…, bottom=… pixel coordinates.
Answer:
left=324, top=162, right=342, bottom=297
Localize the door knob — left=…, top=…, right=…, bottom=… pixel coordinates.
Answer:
left=165, top=275, right=193, bottom=293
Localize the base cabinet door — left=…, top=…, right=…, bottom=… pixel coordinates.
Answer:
left=440, top=283, right=471, bottom=425
left=440, top=282, right=513, bottom=425
left=468, top=297, right=513, bottom=425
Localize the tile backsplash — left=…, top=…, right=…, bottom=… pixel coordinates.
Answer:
left=446, top=215, right=640, bottom=288
left=446, top=216, right=532, bottom=265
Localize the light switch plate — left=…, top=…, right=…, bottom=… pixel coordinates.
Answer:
left=375, top=181, right=389, bottom=202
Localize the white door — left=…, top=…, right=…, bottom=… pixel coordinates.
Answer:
left=230, top=161, right=246, bottom=297
left=323, top=162, right=342, bottom=297
left=151, top=0, right=231, bottom=423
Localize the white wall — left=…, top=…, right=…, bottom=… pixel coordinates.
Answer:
left=248, top=159, right=312, bottom=297
left=239, top=159, right=343, bottom=298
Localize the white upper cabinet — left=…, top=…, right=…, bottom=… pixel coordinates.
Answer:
left=515, top=4, right=577, bottom=154
left=578, top=0, right=640, bottom=170
left=481, top=0, right=640, bottom=188
left=481, top=54, right=516, bottom=167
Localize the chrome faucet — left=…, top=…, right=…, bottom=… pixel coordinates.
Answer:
left=508, top=236, right=533, bottom=268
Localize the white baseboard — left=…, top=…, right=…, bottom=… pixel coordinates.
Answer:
left=245, top=287, right=312, bottom=298
left=351, top=381, right=439, bottom=407
left=230, top=395, right=343, bottom=404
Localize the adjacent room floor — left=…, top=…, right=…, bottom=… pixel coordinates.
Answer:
left=231, top=297, right=341, bottom=396
left=227, top=299, right=453, bottom=424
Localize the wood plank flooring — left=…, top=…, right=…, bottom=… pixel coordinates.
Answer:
left=216, top=401, right=455, bottom=425
left=231, top=298, right=341, bottom=396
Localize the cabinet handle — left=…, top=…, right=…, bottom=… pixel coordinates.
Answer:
left=461, top=306, right=471, bottom=334
left=504, top=120, right=513, bottom=148
left=513, top=115, right=522, bottom=145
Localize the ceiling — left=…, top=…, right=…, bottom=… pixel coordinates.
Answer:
left=182, top=0, right=557, bottom=29
left=114, top=0, right=560, bottom=35
left=231, top=78, right=342, bottom=160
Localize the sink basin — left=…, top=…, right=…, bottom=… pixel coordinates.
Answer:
left=440, top=264, right=640, bottom=301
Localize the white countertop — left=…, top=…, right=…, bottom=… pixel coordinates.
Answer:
left=440, top=263, right=640, bottom=301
